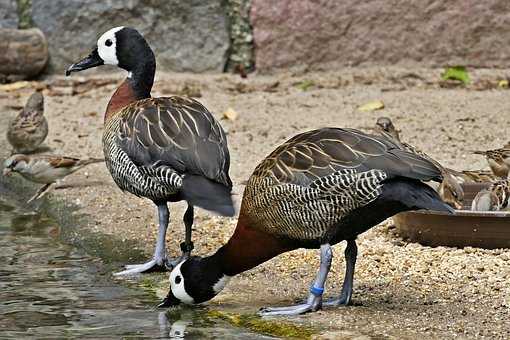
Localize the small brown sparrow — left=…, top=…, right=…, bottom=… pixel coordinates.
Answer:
left=473, top=148, right=510, bottom=179
left=3, top=154, right=104, bottom=203
left=471, top=180, right=510, bottom=211
left=447, top=168, right=502, bottom=183
left=374, top=116, right=402, bottom=142
left=436, top=173, right=465, bottom=209
left=7, top=92, right=48, bottom=153
left=372, top=117, right=465, bottom=209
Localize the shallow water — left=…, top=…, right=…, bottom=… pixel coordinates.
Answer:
left=0, top=198, right=275, bottom=339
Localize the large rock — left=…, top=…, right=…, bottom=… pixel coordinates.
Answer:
left=32, top=0, right=230, bottom=73
left=251, top=0, right=510, bottom=71
left=0, top=0, right=18, bottom=28
left=0, top=28, right=48, bottom=78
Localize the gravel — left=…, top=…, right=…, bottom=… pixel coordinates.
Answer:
left=1, top=67, right=509, bottom=339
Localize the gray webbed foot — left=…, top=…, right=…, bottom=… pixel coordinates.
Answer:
left=258, top=300, right=321, bottom=316
left=114, top=257, right=173, bottom=276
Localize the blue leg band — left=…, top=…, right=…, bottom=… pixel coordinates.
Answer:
left=310, top=286, right=324, bottom=296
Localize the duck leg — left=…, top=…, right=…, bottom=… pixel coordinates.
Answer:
left=114, top=203, right=171, bottom=276
left=181, top=204, right=194, bottom=258
left=167, top=204, right=195, bottom=268
left=258, top=243, right=332, bottom=316
left=324, top=239, right=357, bottom=306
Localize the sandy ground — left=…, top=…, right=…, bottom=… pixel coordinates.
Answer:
left=1, top=67, right=509, bottom=339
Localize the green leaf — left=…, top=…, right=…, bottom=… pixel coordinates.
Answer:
left=295, top=79, right=315, bottom=91
left=441, top=66, right=470, bottom=85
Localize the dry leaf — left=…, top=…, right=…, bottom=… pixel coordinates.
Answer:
left=222, top=107, right=239, bottom=121
left=0, top=81, right=32, bottom=92
left=358, top=100, right=385, bottom=112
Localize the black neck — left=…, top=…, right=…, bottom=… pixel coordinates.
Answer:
left=127, top=59, right=155, bottom=99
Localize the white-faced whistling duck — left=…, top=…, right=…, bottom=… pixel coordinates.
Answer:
left=158, top=127, right=453, bottom=315
left=66, top=27, right=234, bottom=275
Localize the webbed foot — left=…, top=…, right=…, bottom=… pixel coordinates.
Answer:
left=258, top=301, right=320, bottom=316
left=114, top=257, right=173, bottom=276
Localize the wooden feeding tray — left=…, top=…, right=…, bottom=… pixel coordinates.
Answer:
left=393, top=183, right=510, bottom=249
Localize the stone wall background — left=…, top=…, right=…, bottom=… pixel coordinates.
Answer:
left=1, top=0, right=510, bottom=74
left=0, top=0, right=18, bottom=28
left=31, top=0, right=230, bottom=73
left=251, top=0, right=510, bottom=72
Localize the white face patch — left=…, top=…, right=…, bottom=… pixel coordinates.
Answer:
left=213, top=275, right=231, bottom=293
left=169, top=261, right=194, bottom=304
left=97, top=26, right=124, bottom=65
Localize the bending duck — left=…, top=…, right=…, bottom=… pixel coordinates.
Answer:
left=66, top=27, right=234, bottom=275
left=159, top=127, right=453, bottom=315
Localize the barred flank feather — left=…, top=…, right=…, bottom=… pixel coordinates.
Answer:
left=101, top=96, right=232, bottom=211
left=244, top=169, right=387, bottom=240
left=241, top=128, right=444, bottom=242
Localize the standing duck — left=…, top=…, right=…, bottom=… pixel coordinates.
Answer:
left=66, top=27, right=234, bottom=275
left=159, top=128, right=453, bottom=315
left=7, top=92, right=48, bottom=153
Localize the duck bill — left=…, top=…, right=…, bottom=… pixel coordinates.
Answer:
left=66, top=48, right=104, bottom=76
left=157, top=290, right=181, bottom=308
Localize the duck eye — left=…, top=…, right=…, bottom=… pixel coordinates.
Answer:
left=105, top=39, right=113, bottom=47
left=175, top=275, right=182, bottom=284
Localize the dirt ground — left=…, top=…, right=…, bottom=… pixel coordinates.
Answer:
left=1, top=67, right=509, bottom=339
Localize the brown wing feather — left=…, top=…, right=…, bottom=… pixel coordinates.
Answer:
left=47, top=156, right=81, bottom=168
left=253, top=128, right=442, bottom=186
left=117, top=96, right=231, bottom=188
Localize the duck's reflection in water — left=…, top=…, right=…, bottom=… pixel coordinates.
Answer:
left=157, top=307, right=277, bottom=339
left=159, top=310, right=192, bottom=339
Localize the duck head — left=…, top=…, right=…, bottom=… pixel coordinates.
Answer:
left=66, top=27, right=155, bottom=77
left=158, top=257, right=230, bottom=308
left=3, top=154, right=30, bottom=176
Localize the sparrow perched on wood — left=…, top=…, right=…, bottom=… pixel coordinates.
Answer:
left=471, top=180, right=510, bottom=211
left=3, top=154, right=104, bottom=203
left=473, top=148, right=510, bottom=179
left=7, top=92, right=48, bottom=153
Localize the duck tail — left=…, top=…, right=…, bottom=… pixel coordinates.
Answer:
left=407, top=181, right=455, bottom=214
left=383, top=178, right=455, bottom=214
left=417, top=187, right=456, bottom=213
left=181, top=175, right=235, bottom=216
